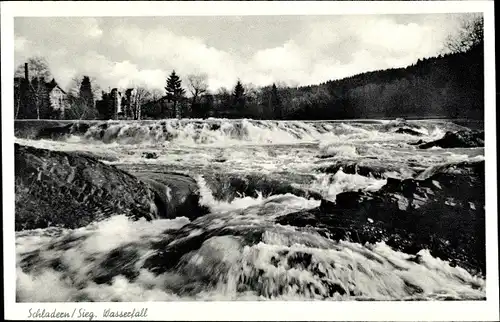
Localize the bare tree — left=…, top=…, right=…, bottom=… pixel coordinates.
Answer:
left=15, top=57, right=54, bottom=119
left=187, top=73, right=209, bottom=107
left=150, top=88, right=164, bottom=102
left=445, top=15, right=484, bottom=54
left=14, top=56, right=53, bottom=80
left=244, top=82, right=260, bottom=105
left=129, top=86, right=152, bottom=120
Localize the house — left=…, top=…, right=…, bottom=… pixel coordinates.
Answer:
left=46, top=79, right=68, bottom=116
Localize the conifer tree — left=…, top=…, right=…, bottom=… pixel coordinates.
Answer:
left=79, top=76, right=95, bottom=110
left=165, top=70, right=185, bottom=118
left=233, top=80, right=245, bottom=110
left=271, top=83, right=283, bottom=119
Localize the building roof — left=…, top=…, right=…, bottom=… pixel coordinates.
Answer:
left=46, top=79, right=66, bottom=94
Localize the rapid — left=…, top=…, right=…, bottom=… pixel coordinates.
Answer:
left=14, top=118, right=486, bottom=301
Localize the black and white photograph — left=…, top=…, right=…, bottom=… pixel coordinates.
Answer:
left=1, top=1, right=498, bottom=321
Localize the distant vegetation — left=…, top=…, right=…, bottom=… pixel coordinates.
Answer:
left=14, top=16, right=484, bottom=121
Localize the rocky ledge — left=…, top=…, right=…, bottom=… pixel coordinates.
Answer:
left=418, top=130, right=484, bottom=149
left=277, top=159, right=486, bottom=275
left=15, top=144, right=208, bottom=230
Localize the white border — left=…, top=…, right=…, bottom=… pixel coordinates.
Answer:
left=1, top=1, right=498, bottom=321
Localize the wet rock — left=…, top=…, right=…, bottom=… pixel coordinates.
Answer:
left=408, top=139, right=425, bottom=146
left=133, top=171, right=209, bottom=220
left=419, top=130, right=484, bottom=149
left=277, top=159, right=486, bottom=275
left=395, top=128, right=424, bottom=136
left=316, top=159, right=417, bottom=179
left=14, top=120, right=99, bottom=140
left=141, top=151, right=158, bottom=159
left=14, top=120, right=95, bottom=140
left=15, top=143, right=159, bottom=231
left=15, top=120, right=68, bottom=139
left=382, top=118, right=422, bottom=131
left=93, top=246, right=141, bottom=284
left=202, top=172, right=323, bottom=201
left=70, top=122, right=92, bottom=135
left=37, top=123, right=74, bottom=139
left=213, top=157, right=227, bottom=163
left=210, top=123, right=221, bottom=131
left=71, top=151, right=119, bottom=162
left=142, top=214, right=268, bottom=275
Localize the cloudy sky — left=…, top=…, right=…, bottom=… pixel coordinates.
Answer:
left=14, top=14, right=471, bottom=93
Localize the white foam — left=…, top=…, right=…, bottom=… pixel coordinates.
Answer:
left=308, top=170, right=387, bottom=201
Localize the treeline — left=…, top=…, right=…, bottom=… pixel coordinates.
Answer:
left=283, top=44, right=484, bottom=120
left=137, top=45, right=484, bottom=120
left=14, top=16, right=484, bottom=121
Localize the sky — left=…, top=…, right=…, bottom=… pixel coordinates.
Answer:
left=14, top=14, right=473, bottom=94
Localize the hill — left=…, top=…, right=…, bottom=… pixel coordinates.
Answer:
left=280, top=45, right=484, bottom=120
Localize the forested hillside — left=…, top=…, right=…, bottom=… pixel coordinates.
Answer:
left=280, top=45, right=483, bottom=120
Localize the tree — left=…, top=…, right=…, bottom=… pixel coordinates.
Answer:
left=233, top=79, right=246, bottom=110
left=131, top=86, right=152, bottom=120
left=271, top=83, right=283, bottom=119
left=151, top=88, right=164, bottom=101
left=14, top=57, right=53, bottom=119
left=96, top=91, right=114, bottom=120
left=165, top=70, right=186, bottom=118
left=67, top=75, right=102, bottom=100
left=141, top=88, right=165, bottom=119
left=29, top=77, right=51, bottom=119
left=66, top=75, right=100, bottom=119
left=187, top=73, right=209, bottom=107
left=79, top=76, right=95, bottom=110
left=445, top=15, right=484, bottom=54
left=14, top=56, right=52, bottom=80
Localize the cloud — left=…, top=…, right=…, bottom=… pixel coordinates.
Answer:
left=14, top=15, right=469, bottom=94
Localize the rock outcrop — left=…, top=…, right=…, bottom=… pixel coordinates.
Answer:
left=15, top=120, right=93, bottom=140
left=316, top=159, right=419, bottom=179
left=132, top=171, right=209, bottom=220
left=15, top=143, right=159, bottom=230
left=394, top=127, right=424, bottom=136
left=202, top=172, right=323, bottom=202
left=277, top=160, right=485, bottom=275
left=15, top=144, right=208, bottom=230
left=419, top=130, right=484, bottom=149
left=141, top=152, right=158, bottom=159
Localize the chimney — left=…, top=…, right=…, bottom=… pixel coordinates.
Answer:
left=24, top=63, right=28, bottom=80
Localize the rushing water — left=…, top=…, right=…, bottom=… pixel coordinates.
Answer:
left=15, top=118, right=486, bottom=301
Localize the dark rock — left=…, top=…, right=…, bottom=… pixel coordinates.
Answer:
left=316, top=159, right=417, bottom=179
left=202, top=172, right=323, bottom=201
left=132, top=171, right=209, bottom=220
left=70, top=122, right=91, bottom=135
left=141, top=152, right=158, bottom=159
left=37, top=123, right=74, bottom=140
left=71, top=151, right=119, bottom=162
left=395, top=128, right=424, bottom=136
left=15, top=120, right=69, bottom=139
left=419, top=130, right=484, bottom=149
left=93, top=246, right=141, bottom=284
left=277, top=159, right=486, bottom=275
left=15, top=143, right=159, bottom=231
left=382, top=118, right=422, bottom=131
left=142, top=215, right=269, bottom=275
left=408, top=139, right=425, bottom=146
left=14, top=120, right=98, bottom=140
left=210, top=123, right=221, bottom=131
